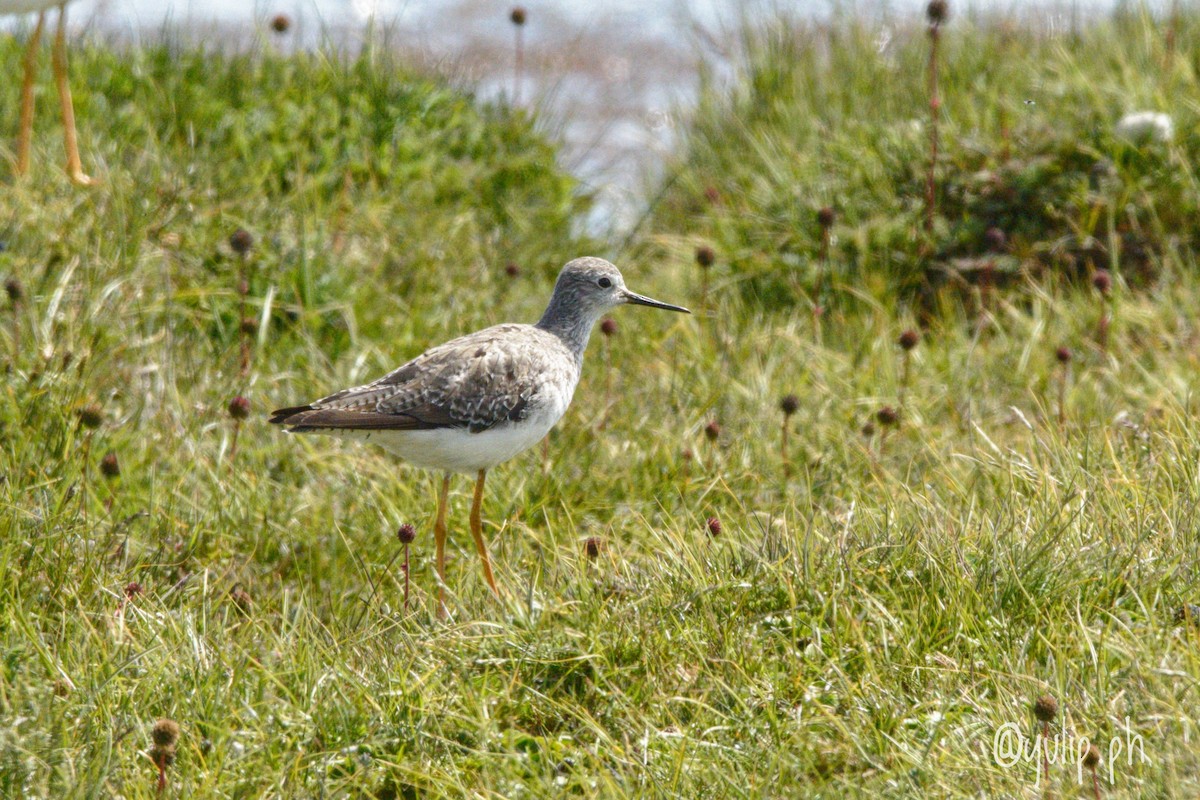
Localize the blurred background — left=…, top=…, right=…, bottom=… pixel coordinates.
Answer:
left=3, top=0, right=1166, bottom=232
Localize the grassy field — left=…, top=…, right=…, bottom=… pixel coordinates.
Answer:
left=2, top=7, right=1200, bottom=798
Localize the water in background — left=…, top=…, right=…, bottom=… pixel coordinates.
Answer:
left=4, top=0, right=1178, bottom=232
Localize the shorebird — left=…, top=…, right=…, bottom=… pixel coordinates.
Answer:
left=4, top=0, right=93, bottom=185
left=271, top=257, right=688, bottom=617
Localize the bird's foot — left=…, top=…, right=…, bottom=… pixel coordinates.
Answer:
left=67, top=168, right=97, bottom=187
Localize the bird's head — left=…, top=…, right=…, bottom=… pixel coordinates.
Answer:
left=549, top=257, right=690, bottom=322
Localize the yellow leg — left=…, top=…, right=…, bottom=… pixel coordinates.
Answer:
left=434, top=473, right=450, bottom=619
left=51, top=4, right=92, bottom=186
left=469, top=469, right=500, bottom=599
left=15, top=12, right=46, bottom=178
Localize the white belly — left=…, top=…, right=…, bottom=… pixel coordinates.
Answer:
left=305, top=386, right=573, bottom=474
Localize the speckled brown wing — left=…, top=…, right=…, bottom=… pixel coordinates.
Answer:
left=269, top=324, right=539, bottom=433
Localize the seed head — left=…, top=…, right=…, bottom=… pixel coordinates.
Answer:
left=151, top=719, right=180, bottom=748
left=510, top=6, right=527, bottom=25
left=78, top=404, right=104, bottom=430
left=898, top=329, right=920, bottom=351
left=780, top=394, right=800, bottom=417
left=1055, top=346, right=1072, bottom=364
left=681, top=447, right=694, bottom=462
left=396, top=523, right=416, bottom=545
left=1082, top=744, right=1100, bottom=769
left=229, top=228, right=254, bottom=256
left=695, top=245, right=715, bottom=269
left=876, top=406, right=899, bottom=427
left=240, top=317, right=258, bottom=335
left=124, top=581, right=143, bottom=600
left=583, top=536, right=604, bottom=558
left=1033, top=694, right=1058, bottom=722
left=817, top=207, right=835, bottom=229
left=704, top=186, right=720, bottom=204
left=861, top=421, right=876, bottom=437
left=984, top=226, right=1007, bottom=253
left=600, top=318, right=617, bottom=337
left=927, top=0, right=949, bottom=25
left=1092, top=269, right=1112, bottom=295
left=4, top=277, right=23, bottom=303
left=228, top=396, right=251, bottom=420
left=706, top=516, right=722, bottom=537
left=100, top=452, right=121, bottom=478
left=704, top=420, right=721, bottom=441
left=270, top=13, right=291, bottom=33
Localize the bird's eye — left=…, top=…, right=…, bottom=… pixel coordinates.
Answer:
left=598, top=277, right=612, bottom=288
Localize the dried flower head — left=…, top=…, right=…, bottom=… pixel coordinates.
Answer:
left=704, top=420, right=721, bottom=441
left=124, top=581, right=143, bottom=600
left=270, top=13, right=291, bottom=33
left=927, top=0, right=949, bottom=25
left=695, top=245, right=715, bottom=268
left=875, top=406, right=899, bottom=427
left=504, top=262, right=520, bottom=278
left=229, top=228, right=254, bottom=256
left=817, top=207, right=836, bottom=229
left=4, top=277, right=23, bottom=303
left=704, top=186, right=720, bottom=204
left=1055, top=346, right=1072, bottom=364
left=1092, top=269, right=1112, bottom=295
left=100, top=451, right=121, bottom=478
left=583, top=536, right=604, bottom=558
left=151, top=719, right=181, bottom=748
left=510, top=6, right=526, bottom=25
left=706, top=516, right=722, bottom=537
left=898, top=329, right=920, bottom=351
left=396, top=523, right=416, bottom=545
left=1082, top=744, right=1100, bottom=769
left=861, top=421, right=876, bottom=437
left=984, top=226, right=1007, bottom=253
left=1033, top=694, right=1058, bottom=722
left=228, top=396, right=251, bottom=420
left=780, top=394, right=800, bottom=417
left=600, top=318, right=617, bottom=337
left=78, top=404, right=104, bottom=430
left=681, top=447, right=694, bottom=462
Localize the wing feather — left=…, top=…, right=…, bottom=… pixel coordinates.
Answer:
left=270, top=324, right=557, bottom=433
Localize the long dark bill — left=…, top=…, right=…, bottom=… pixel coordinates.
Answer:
left=623, top=290, right=690, bottom=313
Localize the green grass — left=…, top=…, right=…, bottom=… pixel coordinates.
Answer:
left=2, top=10, right=1200, bottom=798
left=648, top=6, right=1200, bottom=308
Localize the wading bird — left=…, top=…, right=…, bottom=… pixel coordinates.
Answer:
left=272, top=257, right=688, bottom=618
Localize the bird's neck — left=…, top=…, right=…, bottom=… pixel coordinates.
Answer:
left=535, top=300, right=599, bottom=361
